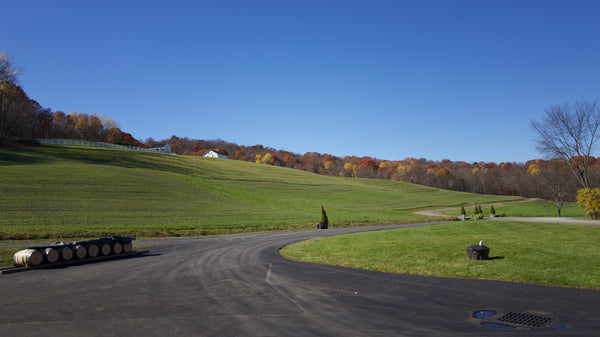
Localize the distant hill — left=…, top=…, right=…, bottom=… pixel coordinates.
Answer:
left=0, top=145, right=520, bottom=239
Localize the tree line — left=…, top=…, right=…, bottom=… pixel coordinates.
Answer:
left=148, top=135, right=598, bottom=205
left=0, top=52, right=142, bottom=147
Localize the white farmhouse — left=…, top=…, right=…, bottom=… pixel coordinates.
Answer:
left=203, top=150, right=228, bottom=159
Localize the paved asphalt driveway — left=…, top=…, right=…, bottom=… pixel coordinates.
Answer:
left=1, top=223, right=599, bottom=336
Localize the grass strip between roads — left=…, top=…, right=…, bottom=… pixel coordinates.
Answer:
left=280, top=221, right=600, bottom=289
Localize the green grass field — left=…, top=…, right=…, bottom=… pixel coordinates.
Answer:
left=0, top=144, right=519, bottom=240
left=494, top=199, right=586, bottom=217
left=4, top=144, right=596, bottom=289
left=281, top=221, right=600, bottom=289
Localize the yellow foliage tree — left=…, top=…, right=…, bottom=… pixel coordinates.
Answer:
left=255, top=154, right=262, bottom=164
left=324, top=159, right=336, bottom=173
left=262, top=153, right=273, bottom=165
left=527, top=163, right=541, bottom=175
left=0, top=52, right=20, bottom=83
left=435, top=167, right=450, bottom=177
left=344, top=162, right=357, bottom=177
left=576, top=188, right=600, bottom=219
left=396, top=164, right=414, bottom=182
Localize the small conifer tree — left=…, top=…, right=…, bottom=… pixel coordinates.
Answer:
left=460, top=205, right=466, bottom=215
left=320, top=206, right=329, bottom=228
left=490, top=205, right=495, bottom=215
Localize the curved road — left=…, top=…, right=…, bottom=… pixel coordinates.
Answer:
left=1, top=223, right=599, bottom=336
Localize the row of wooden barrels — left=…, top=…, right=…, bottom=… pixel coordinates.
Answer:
left=13, top=236, right=134, bottom=267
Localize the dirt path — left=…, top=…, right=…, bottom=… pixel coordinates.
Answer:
left=414, top=206, right=460, bottom=217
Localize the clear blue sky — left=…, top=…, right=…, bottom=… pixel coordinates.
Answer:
left=4, top=0, right=599, bottom=163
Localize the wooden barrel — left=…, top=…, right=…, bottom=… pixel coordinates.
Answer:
left=122, top=242, right=132, bottom=253
left=86, top=244, right=99, bottom=258
left=59, top=246, right=73, bottom=261
left=113, top=242, right=123, bottom=254
left=72, top=244, right=87, bottom=259
left=100, top=243, right=112, bottom=256
left=44, top=247, right=59, bottom=264
left=13, top=249, right=44, bottom=267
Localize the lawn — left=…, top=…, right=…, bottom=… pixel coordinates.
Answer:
left=280, top=221, right=600, bottom=289
left=494, top=199, right=586, bottom=217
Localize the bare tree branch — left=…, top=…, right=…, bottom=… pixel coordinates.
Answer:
left=531, top=100, right=600, bottom=188
left=531, top=99, right=600, bottom=190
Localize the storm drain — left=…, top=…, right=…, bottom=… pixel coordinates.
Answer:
left=473, top=310, right=560, bottom=330
left=497, top=312, right=554, bottom=328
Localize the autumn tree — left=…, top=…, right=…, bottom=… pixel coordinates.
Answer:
left=29, top=102, right=53, bottom=138
left=0, top=52, right=22, bottom=144
left=577, top=188, right=600, bottom=219
left=0, top=52, right=148, bottom=147
left=426, top=165, right=451, bottom=189
left=357, top=157, right=377, bottom=178
left=52, top=111, right=71, bottom=138
left=343, top=162, right=357, bottom=177
left=323, top=154, right=341, bottom=176
left=0, top=53, right=53, bottom=143
left=377, top=160, right=396, bottom=179
left=0, top=52, right=19, bottom=83
left=235, top=150, right=246, bottom=160
left=0, top=81, right=31, bottom=144
left=302, top=152, right=324, bottom=174
left=395, top=161, right=416, bottom=182
left=105, top=117, right=123, bottom=144
left=532, top=99, right=600, bottom=190
left=261, top=152, right=273, bottom=165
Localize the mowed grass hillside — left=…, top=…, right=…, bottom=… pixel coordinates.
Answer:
left=0, top=145, right=520, bottom=240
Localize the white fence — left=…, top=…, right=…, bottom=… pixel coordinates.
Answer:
left=34, top=138, right=171, bottom=154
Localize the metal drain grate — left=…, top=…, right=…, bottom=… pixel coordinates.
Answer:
left=497, top=312, right=554, bottom=328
